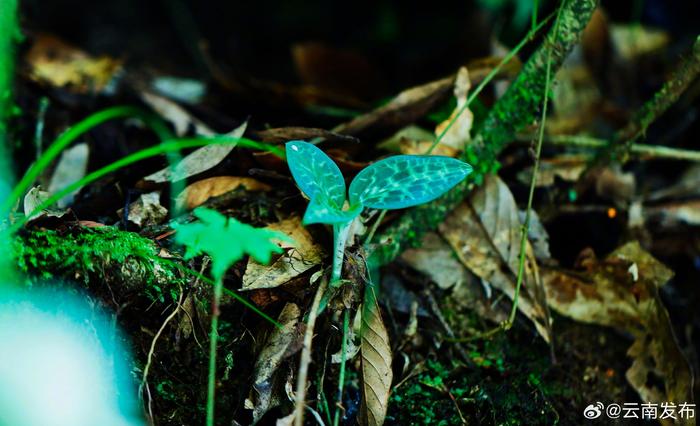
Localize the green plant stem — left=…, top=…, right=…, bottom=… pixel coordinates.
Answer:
left=509, top=1, right=562, bottom=330
left=333, top=309, right=350, bottom=426
left=162, top=258, right=282, bottom=329
left=426, top=12, right=554, bottom=155
left=576, top=35, right=700, bottom=193
left=331, top=221, right=352, bottom=285
left=1, top=106, right=173, bottom=215
left=10, top=137, right=283, bottom=233
left=369, top=0, right=597, bottom=270
left=206, top=275, right=224, bottom=426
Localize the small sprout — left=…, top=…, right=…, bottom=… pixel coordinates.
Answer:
left=285, top=140, right=472, bottom=284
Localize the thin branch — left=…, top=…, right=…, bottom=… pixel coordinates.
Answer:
left=516, top=134, right=700, bottom=162
left=368, top=0, right=598, bottom=269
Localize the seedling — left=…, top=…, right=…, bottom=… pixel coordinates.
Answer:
left=286, top=140, right=473, bottom=286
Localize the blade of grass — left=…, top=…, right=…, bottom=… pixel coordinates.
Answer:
left=11, top=136, right=283, bottom=233
left=1, top=105, right=174, bottom=214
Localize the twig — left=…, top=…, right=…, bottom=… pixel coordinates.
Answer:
left=515, top=133, right=700, bottom=162
left=368, top=0, right=597, bottom=270
left=577, top=35, right=700, bottom=192
left=140, top=288, right=185, bottom=422
left=294, top=276, right=329, bottom=426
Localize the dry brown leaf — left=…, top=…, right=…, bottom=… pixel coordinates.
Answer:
left=249, top=303, right=303, bottom=423
left=23, top=187, right=69, bottom=222
left=25, top=34, right=122, bottom=94
left=143, top=121, right=247, bottom=184
left=254, top=127, right=358, bottom=144
left=360, top=285, right=393, bottom=426
left=242, top=217, right=323, bottom=291
left=176, top=176, right=271, bottom=210
left=439, top=175, right=551, bottom=341
left=140, top=91, right=214, bottom=137
left=334, top=57, right=520, bottom=137
left=117, top=191, right=168, bottom=227
left=542, top=242, right=693, bottom=418
left=516, top=155, right=588, bottom=187
left=434, top=66, right=473, bottom=151
left=400, top=232, right=470, bottom=290
left=335, top=76, right=454, bottom=136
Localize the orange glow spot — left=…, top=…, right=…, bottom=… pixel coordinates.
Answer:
left=607, top=208, right=617, bottom=219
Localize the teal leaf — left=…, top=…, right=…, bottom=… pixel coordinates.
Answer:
left=348, top=155, right=472, bottom=209
left=174, top=208, right=291, bottom=280
left=285, top=141, right=346, bottom=210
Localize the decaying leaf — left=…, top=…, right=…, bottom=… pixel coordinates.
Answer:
left=439, top=175, right=551, bottom=341
left=433, top=66, right=473, bottom=151
left=117, top=191, right=168, bottom=227
left=143, top=121, right=247, bottom=184
left=47, top=142, right=89, bottom=208
left=242, top=217, right=323, bottom=290
left=334, top=76, right=454, bottom=137
left=359, top=284, right=393, bottom=426
left=140, top=91, right=214, bottom=137
left=249, top=303, right=303, bottom=423
left=400, top=232, right=470, bottom=289
left=25, top=34, right=123, bottom=94
left=254, top=127, right=359, bottom=144
left=175, top=176, right=272, bottom=210
left=23, top=186, right=69, bottom=222
left=542, top=242, right=693, bottom=415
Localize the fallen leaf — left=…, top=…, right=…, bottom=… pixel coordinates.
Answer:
left=440, top=175, right=551, bottom=341
left=250, top=303, right=303, bottom=423
left=400, top=232, right=470, bottom=289
left=23, top=186, right=69, bottom=222
left=542, top=242, right=692, bottom=414
left=334, top=76, right=454, bottom=137
left=117, top=191, right=168, bottom=227
left=140, top=91, right=214, bottom=137
left=47, top=142, right=89, bottom=208
left=143, top=121, right=247, bottom=184
left=176, top=176, right=271, bottom=210
left=334, top=57, right=520, bottom=137
left=25, top=34, right=122, bottom=94
left=359, top=284, right=393, bottom=426
left=254, top=127, right=359, bottom=144
left=611, top=24, right=669, bottom=61
left=242, top=217, right=323, bottom=291
left=516, top=155, right=588, bottom=187
left=433, top=66, right=473, bottom=151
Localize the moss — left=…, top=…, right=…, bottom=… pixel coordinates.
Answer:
left=13, top=226, right=187, bottom=302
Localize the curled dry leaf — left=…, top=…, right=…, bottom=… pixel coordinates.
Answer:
left=439, top=175, right=551, bottom=341
left=242, top=217, right=323, bottom=291
left=254, top=127, right=359, bottom=144
left=542, top=242, right=693, bottom=416
left=140, top=91, right=214, bottom=137
left=359, top=284, right=393, bottom=426
left=249, top=303, right=303, bottom=424
left=433, top=66, right=473, bottom=151
left=23, top=186, right=69, bottom=223
left=176, top=176, right=271, bottom=210
left=143, top=120, right=247, bottom=184
left=117, top=191, right=168, bottom=227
